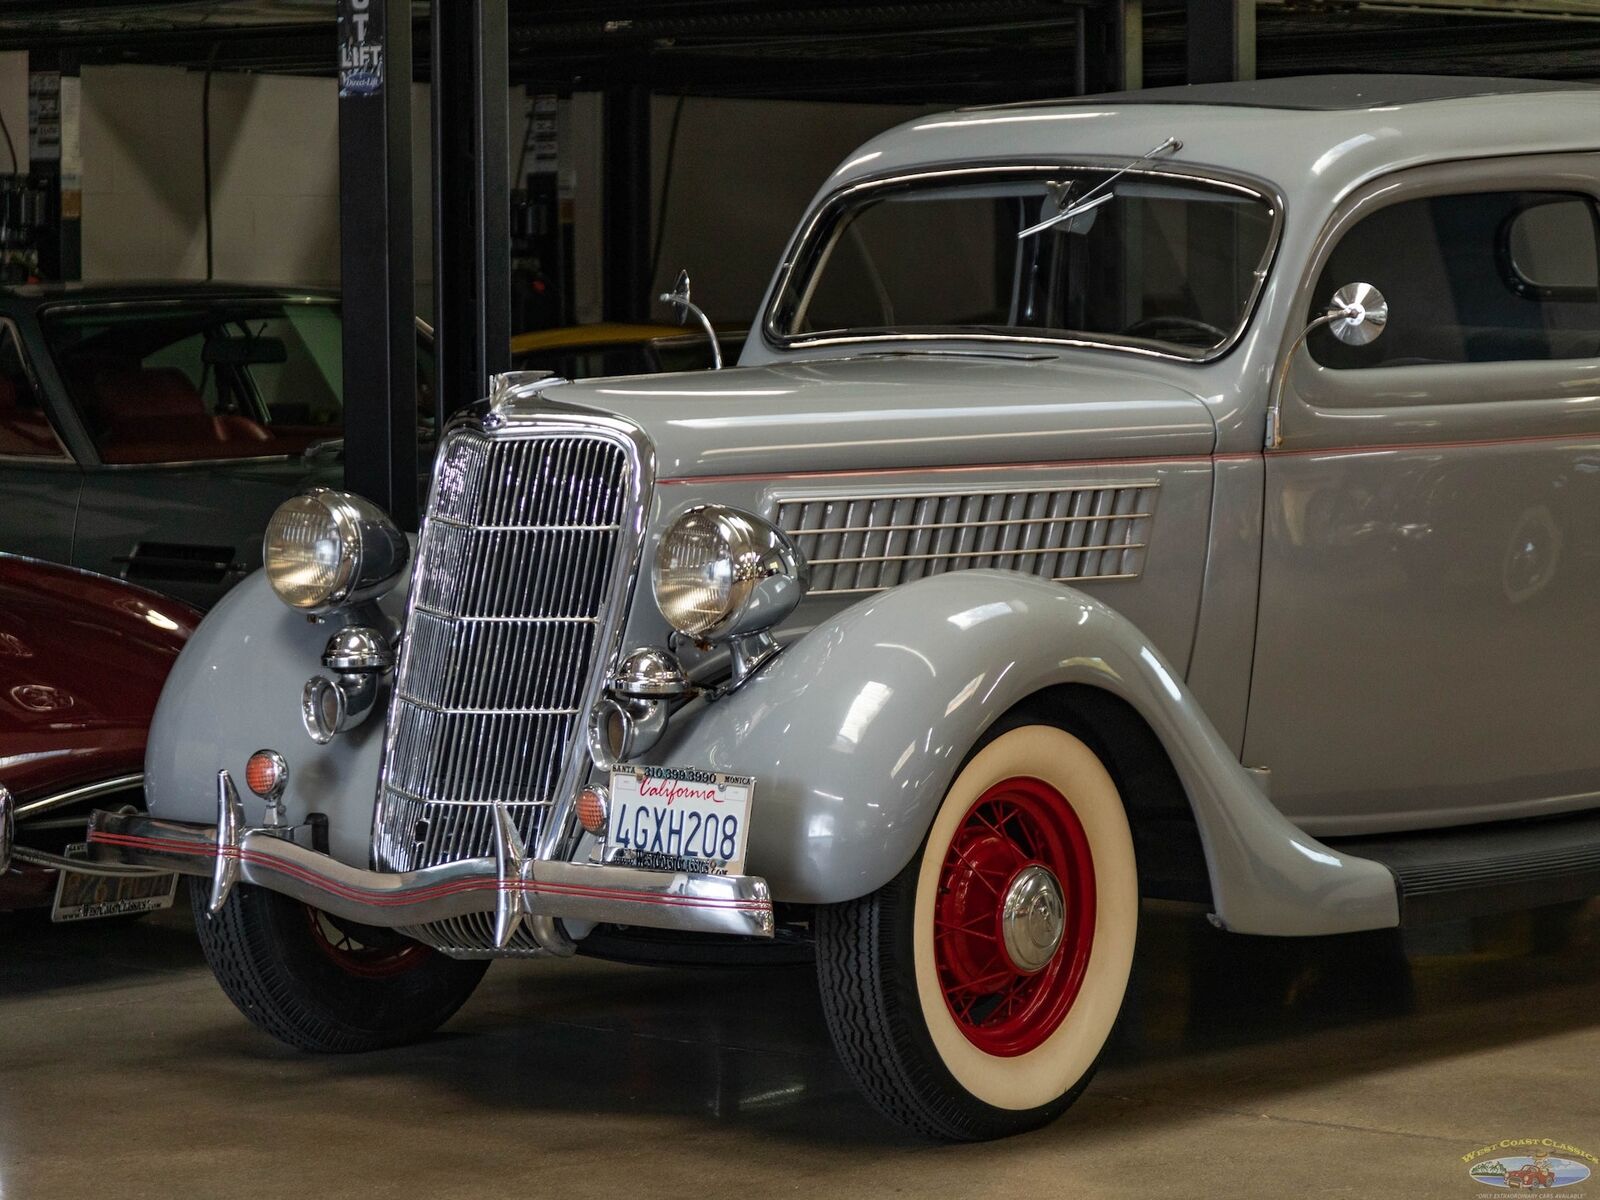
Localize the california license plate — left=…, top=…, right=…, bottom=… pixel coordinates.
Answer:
left=605, top=766, right=755, bottom=876
left=51, top=864, right=179, bottom=923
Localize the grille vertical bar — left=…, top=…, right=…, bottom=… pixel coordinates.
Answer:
left=373, top=426, right=635, bottom=906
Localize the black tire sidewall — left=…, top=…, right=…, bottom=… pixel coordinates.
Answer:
left=816, top=710, right=1135, bottom=1140
left=191, top=879, right=488, bottom=1052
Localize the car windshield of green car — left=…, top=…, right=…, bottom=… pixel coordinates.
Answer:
left=769, top=167, right=1277, bottom=358
left=43, top=298, right=436, bottom=465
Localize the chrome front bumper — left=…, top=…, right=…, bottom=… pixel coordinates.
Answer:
left=86, top=771, right=775, bottom=949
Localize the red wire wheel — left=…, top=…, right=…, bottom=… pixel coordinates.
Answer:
left=303, top=905, right=434, bottom=980
left=932, top=775, right=1097, bottom=1057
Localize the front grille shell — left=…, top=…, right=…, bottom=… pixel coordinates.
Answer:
left=372, top=407, right=652, bottom=955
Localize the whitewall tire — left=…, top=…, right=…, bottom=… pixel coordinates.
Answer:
left=815, top=721, right=1139, bottom=1140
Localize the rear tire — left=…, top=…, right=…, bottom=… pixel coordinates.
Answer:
left=815, top=723, right=1139, bottom=1140
left=191, top=880, right=488, bottom=1053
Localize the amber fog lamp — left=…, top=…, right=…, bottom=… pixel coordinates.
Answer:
left=652, top=506, right=808, bottom=641
left=245, top=749, right=288, bottom=800
left=263, top=488, right=409, bottom=614
left=576, top=785, right=610, bottom=836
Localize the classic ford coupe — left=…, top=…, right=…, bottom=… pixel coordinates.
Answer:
left=78, top=75, right=1600, bottom=1140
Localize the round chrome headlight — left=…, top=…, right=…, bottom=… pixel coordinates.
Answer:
left=263, top=489, right=409, bottom=614
left=652, top=506, right=808, bottom=641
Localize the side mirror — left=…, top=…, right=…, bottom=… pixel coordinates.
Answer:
left=663, top=269, right=694, bottom=326
left=658, top=269, right=724, bottom=370
left=1266, top=282, right=1390, bottom=449
left=1325, top=282, right=1388, bottom=346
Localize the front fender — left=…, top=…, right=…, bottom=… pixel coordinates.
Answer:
left=646, top=570, right=1398, bottom=935
left=143, top=569, right=406, bottom=869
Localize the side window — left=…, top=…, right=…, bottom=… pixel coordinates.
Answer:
left=1309, top=189, right=1600, bottom=369
left=0, top=323, right=63, bottom=458
left=237, top=310, right=342, bottom=427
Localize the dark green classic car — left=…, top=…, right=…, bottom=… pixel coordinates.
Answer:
left=0, top=282, right=435, bottom=608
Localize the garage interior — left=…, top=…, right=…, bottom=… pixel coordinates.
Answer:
left=3, top=2, right=1600, bottom=1197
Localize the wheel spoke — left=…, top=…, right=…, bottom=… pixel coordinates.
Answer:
left=932, top=771, right=1100, bottom=1056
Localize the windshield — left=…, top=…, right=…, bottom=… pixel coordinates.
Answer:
left=769, top=167, right=1277, bottom=358
left=43, top=298, right=436, bottom=465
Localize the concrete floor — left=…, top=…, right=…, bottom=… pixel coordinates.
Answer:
left=2, top=896, right=1597, bottom=1200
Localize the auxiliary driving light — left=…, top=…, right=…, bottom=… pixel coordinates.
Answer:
left=576, top=785, right=610, bottom=836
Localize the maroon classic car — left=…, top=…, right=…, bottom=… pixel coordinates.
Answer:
left=0, top=554, right=198, bottom=919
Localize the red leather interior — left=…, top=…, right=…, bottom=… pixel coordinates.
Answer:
left=81, top=365, right=309, bottom=464
left=0, top=374, right=62, bottom=456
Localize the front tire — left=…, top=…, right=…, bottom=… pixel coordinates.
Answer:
left=191, top=880, right=489, bottom=1053
left=815, top=723, right=1139, bottom=1140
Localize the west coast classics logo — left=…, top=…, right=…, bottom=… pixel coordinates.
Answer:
left=1465, top=1140, right=1596, bottom=1192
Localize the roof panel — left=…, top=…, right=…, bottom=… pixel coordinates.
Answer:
left=972, top=73, right=1600, bottom=112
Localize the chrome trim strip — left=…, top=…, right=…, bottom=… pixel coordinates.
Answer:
left=13, top=773, right=144, bottom=820
left=10, top=845, right=171, bottom=879
left=87, top=774, right=773, bottom=940
left=762, top=159, right=1284, bottom=364
left=775, top=479, right=1162, bottom=504
left=0, top=785, right=12, bottom=875
left=804, top=542, right=1146, bottom=566
left=36, top=293, right=339, bottom=317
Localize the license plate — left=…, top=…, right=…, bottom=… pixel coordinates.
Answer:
left=605, top=766, right=755, bottom=876
left=51, top=863, right=179, bottom=923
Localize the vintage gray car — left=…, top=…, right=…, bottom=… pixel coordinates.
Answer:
left=75, top=74, right=1600, bottom=1141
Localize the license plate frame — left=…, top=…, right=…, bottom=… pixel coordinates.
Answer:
left=604, top=766, right=755, bottom=877
left=50, top=857, right=179, bottom=923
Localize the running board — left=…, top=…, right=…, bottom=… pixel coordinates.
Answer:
left=1327, top=810, right=1600, bottom=925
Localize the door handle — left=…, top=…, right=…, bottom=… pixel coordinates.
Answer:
left=113, top=542, right=245, bottom=585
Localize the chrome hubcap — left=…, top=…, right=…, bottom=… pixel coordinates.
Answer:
left=1000, top=864, right=1067, bottom=974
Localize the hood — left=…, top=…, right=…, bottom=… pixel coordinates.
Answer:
left=537, top=353, right=1214, bottom=480
left=0, top=556, right=199, bottom=802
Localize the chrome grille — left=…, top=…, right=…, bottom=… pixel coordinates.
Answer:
left=776, top=481, right=1158, bottom=596
left=374, top=426, right=638, bottom=929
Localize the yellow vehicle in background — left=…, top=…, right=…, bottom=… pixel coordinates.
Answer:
left=509, top=322, right=743, bottom=379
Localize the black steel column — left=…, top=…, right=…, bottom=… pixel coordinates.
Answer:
left=338, top=0, right=418, bottom=529
left=602, top=83, right=651, bottom=323
left=431, top=0, right=510, bottom=423
left=1080, top=1, right=1142, bottom=94
left=1187, top=0, right=1255, bottom=84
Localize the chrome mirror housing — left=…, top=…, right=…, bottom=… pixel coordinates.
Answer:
left=659, top=268, right=724, bottom=369
left=1326, top=282, right=1389, bottom=346
left=1266, top=281, right=1391, bottom=448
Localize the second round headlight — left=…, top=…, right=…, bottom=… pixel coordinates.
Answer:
left=263, top=489, right=409, bottom=614
left=652, top=506, right=807, bottom=641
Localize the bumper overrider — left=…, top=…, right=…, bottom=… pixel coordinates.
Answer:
left=86, top=771, right=775, bottom=948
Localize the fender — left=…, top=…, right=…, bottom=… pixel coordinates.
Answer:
left=644, top=570, right=1398, bottom=936
left=142, top=568, right=410, bottom=869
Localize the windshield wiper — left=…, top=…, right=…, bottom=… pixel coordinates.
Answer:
left=1016, top=135, right=1183, bottom=240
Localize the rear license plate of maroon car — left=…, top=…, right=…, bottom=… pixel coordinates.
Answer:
left=51, top=867, right=178, bottom=922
